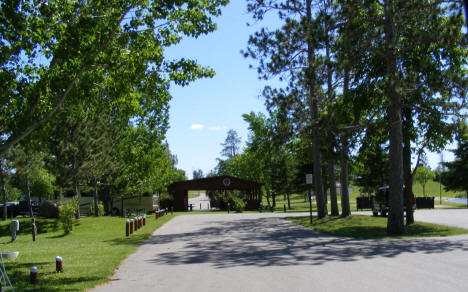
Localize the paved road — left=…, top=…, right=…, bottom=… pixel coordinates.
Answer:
left=91, top=211, right=468, bottom=292
left=414, top=209, right=468, bottom=229
left=188, top=192, right=210, bottom=210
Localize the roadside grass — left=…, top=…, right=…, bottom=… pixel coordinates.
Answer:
left=0, top=214, right=175, bottom=291
left=287, top=215, right=468, bottom=239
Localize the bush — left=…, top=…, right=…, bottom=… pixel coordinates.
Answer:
left=90, top=201, right=105, bottom=216
left=210, top=191, right=246, bottom=212
left=231, top=196, right=246, bottom=213
left=59, top=197, right=79, bottom=234
left=159, top=193, right=173, bottom=209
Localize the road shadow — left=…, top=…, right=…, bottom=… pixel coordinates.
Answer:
left=144, top=217, right=468, bottom=268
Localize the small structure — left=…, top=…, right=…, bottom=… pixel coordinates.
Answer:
left=167, top=175, right=262, bottom=211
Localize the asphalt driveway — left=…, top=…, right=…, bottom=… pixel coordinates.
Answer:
left=91, top=211, right=468, bottom=292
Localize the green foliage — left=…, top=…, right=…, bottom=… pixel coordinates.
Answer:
left=0, top=0, right=229, bottom=158
left=441, top=128, right=468, bottom=194
left=220, top=129, right=241, bottom=159
left=4, top=184, right=21, bottom=201
left=59, top=197, right=79, bottom=234
left=159, top=192, right=174, bottom=209
left=29, top=168, right=56, bottom=199
left=9, top=144, right=56, bottom=199
left=193, top=169, right=204, bottom=179
left=414, top=166, right=436, bottom=197
left=231, top=196, right=246, bottom=213
left=208, top=190, right=246, bottom=212
left=353, top=126, right=390, bottom=193
left=90, top=201, right=106, bottom=217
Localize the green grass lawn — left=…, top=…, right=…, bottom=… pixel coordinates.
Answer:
left=188, top=190, right=202, bottom=199
left=412, top=179, right=465, bottom=198
left=265, top=192, right=361, bottom=213
left=262, top=180, right=466, bottom=213
left=288, top=215, right=468, bottom=239
left=0, top=214, right=176, bottom=291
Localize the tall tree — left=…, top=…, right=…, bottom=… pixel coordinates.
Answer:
left=193, top=169, right=204, bottom=179
left=10, top=143, right=55, bottom=218
left=337, top=0, right=466, bottom=233
left=220, top=130, right=242, bottom=159
left=245, top=0, right=333, bottom=218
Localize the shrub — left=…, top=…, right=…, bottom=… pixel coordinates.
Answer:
left=231, top=196, right=246, bottom=213
left=59, top=197, right=79, bottom=234
left=159, top=192, right=174, bottom=209
left=90, top=201, right=105, bottom=216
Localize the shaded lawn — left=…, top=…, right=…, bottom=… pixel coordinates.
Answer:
left=0, top=214, right=175, bottom=291
left=287, top=215, right=468, bottom=239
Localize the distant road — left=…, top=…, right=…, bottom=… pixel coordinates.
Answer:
left=188, top=192, right=210, bottom=210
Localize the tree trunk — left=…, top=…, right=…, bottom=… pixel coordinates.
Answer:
left=312, top=134, right=326, bottom=218
left=25, top=174, right=34, bottom=218
left=385, top=0, right=405, bottom=235
left=93, top=179, right=99, bottom=216
left=340, top=136, right=351, bottom=217
left=73, top=174, right=80, bottom=219
left=323, top=182, right=329, bottom=215
left=328, top=158, right=339, bottom=216
left=266, top=190, right=271, bottom=208
left=272, top=192, right=276, bottom=208
left=306, top=0, right=326, bottom=219
left=1, top=162, right=7, bottom=221
left=403, top=109, right=414, bottom=225
left=339, top=66, right=351, bottom=217
left=287, top=192, right=291, bottom=209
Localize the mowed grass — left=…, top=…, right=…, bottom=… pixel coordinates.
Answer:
left=0, top=214, right=176, bottom=291
left=412, top=179, right=465, bottom=198
left=188, top=190, right=203, bottom=199
left=288, top=215, right=468, bottom=239
left=266, top=180, right=466, bottom=213
left=267, top=192, right=361, bottom=213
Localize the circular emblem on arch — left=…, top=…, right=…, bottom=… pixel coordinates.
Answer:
left=223, top=178, right=231, bottom=186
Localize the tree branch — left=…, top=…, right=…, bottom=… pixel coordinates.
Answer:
left=0, top=7, right=132, bottom=157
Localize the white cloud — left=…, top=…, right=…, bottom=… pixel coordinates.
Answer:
left=190, top=124, right=204, bottom=130
left=208, top=125, right=227, bottom=131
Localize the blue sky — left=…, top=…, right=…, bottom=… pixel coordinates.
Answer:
left=166, top=1, right=272, bottom=177
left=165, top=1, right=455, bottom=178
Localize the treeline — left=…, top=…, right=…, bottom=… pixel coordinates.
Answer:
left=215, top=0, right=466, bottom=235
left=0, top=0, right=230, bottom=219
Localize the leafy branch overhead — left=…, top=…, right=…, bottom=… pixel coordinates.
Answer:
left=0, top=0, right=228, bottom=156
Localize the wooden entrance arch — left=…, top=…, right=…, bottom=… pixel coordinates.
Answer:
left=167, top=175, right=262, bottom=211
